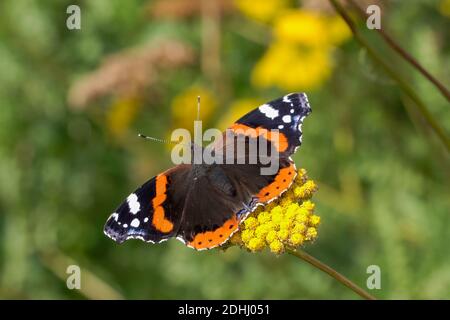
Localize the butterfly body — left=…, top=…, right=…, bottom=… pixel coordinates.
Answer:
left=104, top=93, right=311, bottom=250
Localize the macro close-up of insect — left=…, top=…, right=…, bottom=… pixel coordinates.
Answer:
left=0, top=0, right=449, bottom=313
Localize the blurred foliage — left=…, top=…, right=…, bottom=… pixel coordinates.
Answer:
left=0, top=0, right=449, bottom=299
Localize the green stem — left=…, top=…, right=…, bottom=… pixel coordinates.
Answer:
left=346, top=0, right=450, bottom=103
left=287, top=248, right=376, bottom=300
left=329, top=0, right=450, bottom=151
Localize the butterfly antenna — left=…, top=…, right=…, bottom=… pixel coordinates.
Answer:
left=197, top=95, right=201, bottom=121
left=138, top=133, right=174, bottom=145
left=138, top=133, right=192, bottom=148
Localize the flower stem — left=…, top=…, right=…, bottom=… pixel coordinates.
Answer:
left=329, top=0, right=450, bottom=152
left=287, top=248, right=376, bottom=300
left=345, top=0, right=450, bottom=103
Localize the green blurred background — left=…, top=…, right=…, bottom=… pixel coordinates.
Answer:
left=0, top=0, right=449, bottom=299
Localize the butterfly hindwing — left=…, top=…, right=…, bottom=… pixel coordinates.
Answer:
left=177, top=157, right=297, bottom=250
left=176, top=165, right=245, bottom=250
left=104, top=165, right=191, bottom=244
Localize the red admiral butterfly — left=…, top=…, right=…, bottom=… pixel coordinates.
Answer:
left=104, top=93, right=311, bottom=250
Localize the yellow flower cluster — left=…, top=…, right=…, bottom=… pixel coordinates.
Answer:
left=252, top=42, right=332, bottom=91
left=273, top=11, right=351, bottom=47
left=251, top=9, right=351, bottom=91
left=230, top=168, right=320, bottom=254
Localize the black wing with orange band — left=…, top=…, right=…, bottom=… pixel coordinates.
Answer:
left=231, top=92, right=311, bottom=156
left=181, top=93, right=311, bottom=250
left=104, top=165, right=191, bottom=244
left=222, top=92, right=311, bottom=204
left=177, top=160, right=298, bottom=250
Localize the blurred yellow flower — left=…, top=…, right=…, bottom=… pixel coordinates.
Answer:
left=230, top=168, right=320, bottom=254
left=171, top=86, right=216, bottom=131
left=252, top=41, right=332, bottom=91
left=234, top=0, right=288, bottom=23
left=274, top=10, right=351, bottom=46
left=274, top=10, right=329, bottom=46
left=250, top=9, right=351, bottom=91
left=327, top=15, right=352, bottom=45
left=217, top=98, right=263, bottom=131
left=439, top=0, right=450, bottom=16
left=107, top=97, right=140, bottom=138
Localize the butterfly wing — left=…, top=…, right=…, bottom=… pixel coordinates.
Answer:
left=230, top=92, right=311, bottom=156
left=175, top=164, right=258, bottom=250
left=104, top=164, right=191, bottom=244
left=213, top=92, right=311, bottom=203
left=176, top=159, right=297, bottom=250
left=177, top=93, right=311, bottom=250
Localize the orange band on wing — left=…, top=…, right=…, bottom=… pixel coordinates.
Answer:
left=229, top=123, right=288, bottom=152
left=188, top=215, right=239, bottom=250
left=257, top=163, right=296, bottom=203
left=152, top=174, right=174, bottom=233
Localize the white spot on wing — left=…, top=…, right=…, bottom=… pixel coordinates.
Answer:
left=123, top=224, right=128, bottom=228
left=278, top=125, right=284, bottom=129
left=144, top=217, right=149, bottom=223
left=130, top=218, right=140, bottom=228
left=282, top=115, right=292, bottom=123
left=283, top=94, right=292, bottom=103
left=110, top=213, right=118, bottom=221
left=127, top=193, right=140, bottom=214
left=259, top=104, right=279, bottom=119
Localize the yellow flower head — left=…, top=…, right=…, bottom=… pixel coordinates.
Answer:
left=274, top=10, right=351, bottom=46
left=274, top=10, right=330, bottom=46
left=269, top=239, right=284, bottom=254
left=252, top=41, right=333, bottom=91
left=247, top=237, right=266, bottom=251
left=240, top=229, right=254, bottom=243
left=289, top=233, right=304, bottom=246
left=251, top=8, right=351, bottom=92
left=294, top=180, right=318, bottom=200
left=231, top=168, right=320, bottom=255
